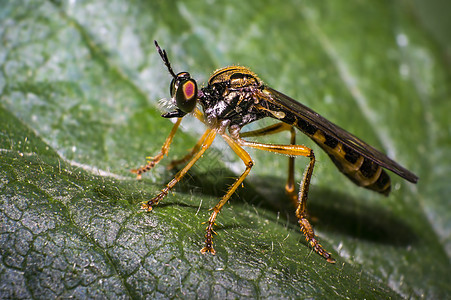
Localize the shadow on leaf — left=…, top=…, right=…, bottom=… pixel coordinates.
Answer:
left=162, top=166, right=418, bottom=248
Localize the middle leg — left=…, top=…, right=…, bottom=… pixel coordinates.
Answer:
left=240, top=123, right=298, bottom=205
left=142, top=128, right=217, bottom=211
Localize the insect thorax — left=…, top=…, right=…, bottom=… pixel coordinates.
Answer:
left=200, top=66, right=267, bottom=128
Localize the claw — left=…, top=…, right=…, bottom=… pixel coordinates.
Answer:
left=200, top=246, right=216, bottom=255
left=141, top=201, right=153, bottom=211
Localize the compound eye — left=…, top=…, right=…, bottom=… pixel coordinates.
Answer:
left=170, top=72, right=190, bottom=97
left=175, top=78, right=198, bottom=113
left=170, top=78, right=176, bottom=97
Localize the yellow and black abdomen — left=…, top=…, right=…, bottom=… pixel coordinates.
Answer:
left=259, top=86, right=405, bottom=196
left=308, top=128, right=391, bottom=196
left=280, top=109, right=392, bottom=195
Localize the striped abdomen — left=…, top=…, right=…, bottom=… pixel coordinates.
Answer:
left=295, top=119, right=391, bottom=196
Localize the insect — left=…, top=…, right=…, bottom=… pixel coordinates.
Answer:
left=132, top=41, right=418, bottom=263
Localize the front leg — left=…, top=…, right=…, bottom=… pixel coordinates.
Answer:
left=131, top=118, right=183, bottom=179
left=200, top=134, right=254, bottom=254
left=166, top=129, right=211, bottom=170
left=142, top=129, right=217, bottom=211
left=167, top=108, right=209, bottom=170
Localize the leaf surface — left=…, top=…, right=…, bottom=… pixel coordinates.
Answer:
left=1, top=0, right=450, bottom=298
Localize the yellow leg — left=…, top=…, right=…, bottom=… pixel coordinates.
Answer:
left=200, top=133, right=254, bottom=255
left=166, top=109, right=208, bottom=170
left=240, top=123, right=297, bottom=205
left=167, top=129, right=211, bottom=170
left=238, top=138, right=335, bottom=263
left=286, top=127, right=297, bottom=205
left=141, top=129, right=217, bottom=211
left=131, top=118, right=183, bottom=179
left=296, top=152, right=335, bottom=263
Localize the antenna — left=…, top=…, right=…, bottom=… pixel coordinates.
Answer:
left=154, top=40, right=177, bottom=79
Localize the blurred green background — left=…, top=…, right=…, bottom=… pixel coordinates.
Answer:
left=1, top=0, right=450, bottom=298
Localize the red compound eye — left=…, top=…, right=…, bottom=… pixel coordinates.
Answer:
left=183, top=80, right=196, bottom=100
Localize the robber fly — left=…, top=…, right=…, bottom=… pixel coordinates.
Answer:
left=132, top=41, right=418, bottom=263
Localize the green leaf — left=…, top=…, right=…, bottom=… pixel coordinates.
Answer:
left=1, top=0, right=450, bottom=298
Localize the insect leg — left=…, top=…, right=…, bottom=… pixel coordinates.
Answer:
left=192, top=107, right=206, bottom=124
left=286, top=127, right=297, bottom=205
left=239, top=122, right=293, bottom=138
left=141, top=128, right=217, bottom=211
left=167, top=108, right=208, bottom=170
left=200, top=134, right=254, bottom=255
left=167, top=129, right=211, bottom=170
left=238, top=139, right=335, bottom=263
left=240, top=123, right=298, bottom=205
left=296, top=151, right=335, bottom=263
left=131, top=118, right=183, bottom=179
left=238, top=139, right=310, bottom=156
